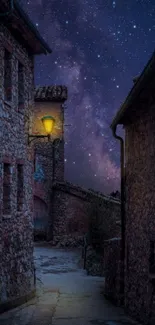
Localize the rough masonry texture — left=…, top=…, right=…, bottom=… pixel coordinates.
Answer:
left=104, top=238, right=123, bottom=304
left=51, top=182, right=121, bottom=249
left=0, top=23, right=34, bottom=307
left=108, top=52, right=155, bottom=325
left=0, top=1, right=51, bottom=310
left=124, top=96, right=155, bottom=324
left=33, top=86, right=67, bottom=240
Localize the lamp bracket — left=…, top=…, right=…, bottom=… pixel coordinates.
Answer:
left=28, top=134, right=50, bottom=145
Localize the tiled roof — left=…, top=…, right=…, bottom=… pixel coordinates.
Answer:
left=34, top=86, right=68, bottom=102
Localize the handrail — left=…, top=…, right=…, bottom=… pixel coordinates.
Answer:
left=82, top=234, right=88, bottom=269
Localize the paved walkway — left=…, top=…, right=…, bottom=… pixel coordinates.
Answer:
left=0, top=243, right=140, bottom=325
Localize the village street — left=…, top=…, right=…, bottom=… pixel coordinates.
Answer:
left=0, top=243, right=141, bottom=325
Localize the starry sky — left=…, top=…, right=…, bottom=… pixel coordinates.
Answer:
left=21, top=0, right=155, bottom=194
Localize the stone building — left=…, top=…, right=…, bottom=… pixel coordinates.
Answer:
left=31, top=88, right=121, bottom=247
left=32, top=85, right=68, bottom=240
left=0, top=0, right=51, bottom=311
left=106, top=50, right=155, bottom=324
left=51, top=181, right=121, bottom=247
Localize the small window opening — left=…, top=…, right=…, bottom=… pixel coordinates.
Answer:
left=4, top=49, right=12, bottom=101
left=18, top=62, right=24, bottom=110
left=17, top=164, right=24, bottom=211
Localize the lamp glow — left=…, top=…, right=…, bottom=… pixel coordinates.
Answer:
left=41, top=115, right=55, bottom=135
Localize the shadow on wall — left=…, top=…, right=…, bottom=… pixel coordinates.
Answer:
left=51, top=182, right=121, bottom=249
left=89, top=197, right=121, bottom=253
left=33, top=196, right=48, bottom=241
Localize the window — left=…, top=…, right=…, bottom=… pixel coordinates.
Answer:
left=17, top=164, right=24, bottom=211
left=4, top=49, right=12, bottom=101
left=3, top=163, right=11, bottom=215
left=18, top=61, right=24, bottom=110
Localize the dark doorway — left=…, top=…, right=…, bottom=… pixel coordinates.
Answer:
left=34, top=196, right=48, bottom=241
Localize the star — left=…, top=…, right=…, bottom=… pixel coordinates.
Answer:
left=24, top=0, right=154, bottom=194
left=112, top=1, right=116, bottom=8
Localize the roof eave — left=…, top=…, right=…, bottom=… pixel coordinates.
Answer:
left=14, top=0, right=52, bottom=54
left=35, top=98, right=67, bottom=103
left=110, top=51, right=155, bottom=130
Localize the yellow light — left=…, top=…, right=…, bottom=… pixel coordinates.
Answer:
left=41, top=115, right=55, bottom=135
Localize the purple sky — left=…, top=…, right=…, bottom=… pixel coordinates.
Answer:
left=22, top=0, right=155, bottom=194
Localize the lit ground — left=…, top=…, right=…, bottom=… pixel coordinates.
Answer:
left=0, top=242, right=141, bottom=325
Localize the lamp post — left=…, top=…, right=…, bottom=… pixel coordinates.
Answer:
left=28, top=115, right=55, bottom=145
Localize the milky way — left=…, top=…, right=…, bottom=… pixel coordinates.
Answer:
left=22, top=0, right=155, bottom=194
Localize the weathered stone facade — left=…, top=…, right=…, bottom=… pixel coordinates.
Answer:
left=89, top=195, right=121, bottom=250
left=109, top=52, right=155, bottom=324
left=50, top=182, right=121, bottom=249
left=85, top=196, right=121, bottom=276
left=0, top=2, right=51, bottom=310
left=32, top=87, right=67, bottom=240
left=124, top=102, right=155, bottom=324
left=104, top=238, right=123, bottom=304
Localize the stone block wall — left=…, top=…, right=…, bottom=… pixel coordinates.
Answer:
left=33, top=100, right=65, bottom=183
left=0, top=24, right=35, bottom=306
left=33, top=139, right=64, bottom=240
left=51, top=182, right=90, bottom=246
left=89, top=196, right=121, bottom=252
left=32, top=100, right=65, bottom=240
left=51, top=182, right=121, bottom=248
left=33, top=142, right=53, bottom=240
left=104, top=238, right=123, bottom=305
left=124, top=97, right=155, bottom=324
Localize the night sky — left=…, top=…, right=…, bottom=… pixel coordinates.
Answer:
left=21, top=0, right=155, bottom=194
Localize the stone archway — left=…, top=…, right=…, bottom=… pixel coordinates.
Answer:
left=33, top=196, right=48, bottom=241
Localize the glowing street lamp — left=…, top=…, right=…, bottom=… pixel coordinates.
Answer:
left=28, top=115, right=55, bottom=145
left=41, top=115, right=55, bottom=134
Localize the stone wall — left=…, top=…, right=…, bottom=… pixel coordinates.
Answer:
left=33, top=99, right=65, bottom=183
left=89, top=196, right=121, bottom=251
left=32, top=100, right=65, bottom=239
left=85, top=197, right=121, bottom=276
left=0, top=24, right=35, bottom=306
left=104, top=238, right=123, bottom=305
left=51, top=182, right=121, bottom=248
left=124, top=90, right=155, bottom=324
left=33, top=139, right=64, bottom=240
left=33, top=142, right=53, bottom=240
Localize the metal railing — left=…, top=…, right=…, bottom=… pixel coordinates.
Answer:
left=82, top=234, right=88, bottom=269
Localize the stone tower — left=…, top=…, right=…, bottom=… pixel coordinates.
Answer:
left=32, top=85, right=68, bottom=240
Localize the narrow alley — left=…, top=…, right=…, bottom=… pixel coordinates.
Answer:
left=0, top=243, right=140, bottom=325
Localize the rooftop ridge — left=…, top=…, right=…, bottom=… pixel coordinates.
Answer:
left=34, top=85, right=68, bottom=102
